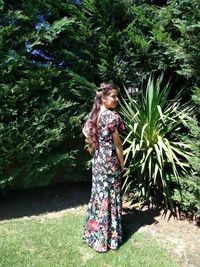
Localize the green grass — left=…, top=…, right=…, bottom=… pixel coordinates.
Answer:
left=0, top=210, right=180, bottom=267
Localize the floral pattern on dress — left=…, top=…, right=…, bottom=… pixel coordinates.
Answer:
left=82, top=109, right=125, bottom=252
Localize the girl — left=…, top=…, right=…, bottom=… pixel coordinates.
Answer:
left=82, top=82, right=125, bottom=252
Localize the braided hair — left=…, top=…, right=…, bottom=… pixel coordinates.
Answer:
left=83, top=82, right=119, bottom=155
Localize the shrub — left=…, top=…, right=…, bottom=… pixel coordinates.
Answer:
left=172, top=87, right=200, bottom=219
left=119, top=73, right=191, bottom=210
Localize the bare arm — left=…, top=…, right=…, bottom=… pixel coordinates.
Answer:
left=112, top=128, right=124, bottom=172
left=82, top=126, right=88, bottom=138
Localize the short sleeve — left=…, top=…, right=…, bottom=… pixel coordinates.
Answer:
left=106, top=110, right=125, bottom=133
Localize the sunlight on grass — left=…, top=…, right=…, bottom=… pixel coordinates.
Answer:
left=0, top=211, right=180, bottom=267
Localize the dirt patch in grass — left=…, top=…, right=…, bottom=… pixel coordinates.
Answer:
left=0, top=181, right=199, bottom=267
left=122, top=202, right=199, bottom=267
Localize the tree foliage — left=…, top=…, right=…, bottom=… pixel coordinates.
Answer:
left=0, top=0, right=96, bottom=189
left=172, top=87, right=200, bottom=218
left=0, top=0, right=199, bottom=192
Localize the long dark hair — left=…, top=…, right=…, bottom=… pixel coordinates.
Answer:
left=83, top=82, right=119, bottom=155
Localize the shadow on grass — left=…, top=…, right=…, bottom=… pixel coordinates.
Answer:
left=0, top=181, right=91, bottom=221
left=121, top=207, right=161, bottom=246
left=0, top=181, right=161, bottom=246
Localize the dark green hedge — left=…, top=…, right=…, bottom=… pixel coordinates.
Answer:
left=0, top=0, right=199, bottom=190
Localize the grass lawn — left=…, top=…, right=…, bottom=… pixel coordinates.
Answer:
left=0, top=209, right=180, bottom=267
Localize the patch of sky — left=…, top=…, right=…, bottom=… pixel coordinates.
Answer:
left=73, top=0, right=81, bottom=5
left=25, top=40, right=53, bottom=61
left=58, top=61, right=65, bottom=66
left=25, top=40, right=32, bottom=53
left=35, top=15, right=49, bottom=30
left=25, top=41, right=65, bottom=67
left=30, top=49, right=53, bottom=61
left=25, top=15, right=52, bottom=62
left=25, top=14, right=69, bottom=66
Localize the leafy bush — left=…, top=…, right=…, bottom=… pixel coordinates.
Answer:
left=172, top=87, right=200, bottom=219
left=0, top=2, right=95, bottom=190
left=0, top=0, right=200, bottom=191
left=119, top=73, right=191, bottom=210
left=172, top=176, right=200, bottom=219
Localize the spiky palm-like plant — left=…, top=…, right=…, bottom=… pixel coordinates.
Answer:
left=119, top=73, right=192, bottom=209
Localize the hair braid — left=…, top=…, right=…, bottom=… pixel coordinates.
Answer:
left=83, top=82, right=119, bottom=155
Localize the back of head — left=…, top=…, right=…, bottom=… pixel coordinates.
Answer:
left=83, top=82, right=119, bottom=155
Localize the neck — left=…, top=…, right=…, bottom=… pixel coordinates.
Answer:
left=100, top=105, right=107, bottom=111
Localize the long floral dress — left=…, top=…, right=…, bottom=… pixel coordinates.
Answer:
left=82, top=109, right=125, bottom=252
